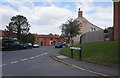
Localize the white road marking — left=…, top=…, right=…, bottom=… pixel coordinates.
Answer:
left=2, top=64, right=7, bottom=66
left=20, top=58, right=28, bottom=61
left=40, top=54, right=44, bottom=56
left=72, top=65, right=85, bottom=70
left=52, top=56, right=109, bottom=77
left=71, top=65, right=109, bottom=76
left=1, top=53, right=48, bottom=66
left=29, top=57, right=35, bottom=59
left=40, top=53, right=48, bottom=56
left=11, top=61, right=19, bottom=64
left=44, top=53, right=48, bottom=55
left=35, top=55, right=40, bottom=57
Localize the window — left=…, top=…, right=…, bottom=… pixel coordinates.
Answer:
left=51, top=38, right=53, bottom=40
left=37, top=38, right=39, bottom=41
left=90, top=28, right=96, bottom=31
left=44, top=38, right=46, bottom=40
left=53, top=41, right=56, bottom=45
left=44, top=42, right=46, bottom=44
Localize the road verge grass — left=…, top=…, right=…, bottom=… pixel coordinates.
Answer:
left=60, top=41, right=120, bottom=67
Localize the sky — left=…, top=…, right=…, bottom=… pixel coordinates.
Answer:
left=0, top=0, right=114, bottom=35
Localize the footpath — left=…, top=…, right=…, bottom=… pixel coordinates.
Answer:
left=49, top=50, right=119, bottom=77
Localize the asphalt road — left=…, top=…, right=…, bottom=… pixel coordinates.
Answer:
left=2, top=46, right=98, bottom=76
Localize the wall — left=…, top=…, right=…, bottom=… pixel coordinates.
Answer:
left=81, top=28, right=114, bottom=43
left=35, top=37, right=59, bottom=46
left=114, top=1, right=120, bottom=41
left=35, top=35, right=66, bottom=46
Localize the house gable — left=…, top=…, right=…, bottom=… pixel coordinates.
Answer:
left=72, top=8, right=102, bottom=45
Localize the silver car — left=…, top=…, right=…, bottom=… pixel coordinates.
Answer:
left=33, top=43, right=39, bottom=48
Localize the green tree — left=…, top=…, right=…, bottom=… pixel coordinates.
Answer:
left=49, top=33, right=53, bottom=35
left=6, top=15, right=30, bottom=42
left=27, top=33, right=36, bottom=44
left=60, top=18, right=82, bottom=46
left=4, top=22, right=16, bottom=41
left=19, top=33, right=35, bottom=44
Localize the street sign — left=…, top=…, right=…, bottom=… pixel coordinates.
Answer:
left=70, top=47, right=81, bottom=50
left=70, top=47, right=82, bottom=60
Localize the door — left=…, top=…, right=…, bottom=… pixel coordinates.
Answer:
left=41, top=42, right=43, bottom=46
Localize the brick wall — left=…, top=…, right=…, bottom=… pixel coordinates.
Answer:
left=35, top=35, right=66, bottom=46
left=114, top=1, right=120, bottom=41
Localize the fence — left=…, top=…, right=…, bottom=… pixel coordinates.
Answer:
left=81, top=27, right=114, bottom=43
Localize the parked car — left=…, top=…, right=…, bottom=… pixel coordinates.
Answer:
left=23, top=43, right=32, bottom=49
left=55, top=42, right=63, bottom=48
left=27, top=43, right=32, bottom=49
left=23, top=43, right=28, bottom=49
left=19, top=43, right=24, bottom=50
left=1, top=41, right=23, bottom=51
left=33, top=43, right=39, bottom=48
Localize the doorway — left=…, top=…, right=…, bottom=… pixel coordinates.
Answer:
left=41, top=42, right=43, bottom=46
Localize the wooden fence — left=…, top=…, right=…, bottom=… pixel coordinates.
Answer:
left=81, top=27, right=114, bottom=43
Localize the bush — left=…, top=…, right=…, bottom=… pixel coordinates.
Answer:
left=104, top=29, right=108, bottom=33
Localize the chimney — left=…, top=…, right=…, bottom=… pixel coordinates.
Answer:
left=78, top=8, right=83, bottom=17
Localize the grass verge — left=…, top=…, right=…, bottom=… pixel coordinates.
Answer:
left=60, top=41, right=120, bottom=67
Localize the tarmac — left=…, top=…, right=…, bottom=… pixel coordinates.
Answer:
left=49, top=49, right=119, bottom=77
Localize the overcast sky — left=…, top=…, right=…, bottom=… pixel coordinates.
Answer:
left=0, top=0, right=113, bottom=35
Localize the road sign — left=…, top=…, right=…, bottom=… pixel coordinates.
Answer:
left=70, top=47, right=81, bottom=50
left=70, top=47, right=82, bottom=60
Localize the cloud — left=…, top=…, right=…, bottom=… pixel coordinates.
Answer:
left=31, top=5, right=73, bottom=25
left=75, top=2, right=113, bottom=28
left=0, top=1, right=113, bottom=35
left=0, top=5, right=18, bottom=29
left=0, top=2, right=74, bottom=35
left=29, top=5, right=74, bottom=34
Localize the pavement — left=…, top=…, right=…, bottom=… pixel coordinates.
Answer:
left=49, top=49, right=119, bottom=77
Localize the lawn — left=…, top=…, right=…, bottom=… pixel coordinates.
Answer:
left=60, top=41, right=120, bottom=67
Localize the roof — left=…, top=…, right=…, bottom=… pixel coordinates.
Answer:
left=75, top=16, right=102, bottom=29
left=36, top=34, right=60, bottom=38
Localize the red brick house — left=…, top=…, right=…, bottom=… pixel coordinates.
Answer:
left=35, top=34, right=66, bottom=46
left=0, top=30, right=17, bottom=40
left=0, top=30, right=5, bottom=39
left=113, top=0, right=120, bottom=41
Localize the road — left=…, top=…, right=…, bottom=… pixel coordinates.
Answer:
left=2, top=46, right=98, bottom=76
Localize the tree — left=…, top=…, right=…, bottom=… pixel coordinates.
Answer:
left=27, top=33, right=36, bottom=44
left=4, top=22, right=17, bottom=41
left=19, top=33, right=35, bottom=44
left=49, top=33, right=53, bottom=35
left=6, top=15, right=30, bottom=42
left=60, top=18, right=82, bottom=46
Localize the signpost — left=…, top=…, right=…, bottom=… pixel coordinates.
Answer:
left=70, top=47, right=82, bottom=60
